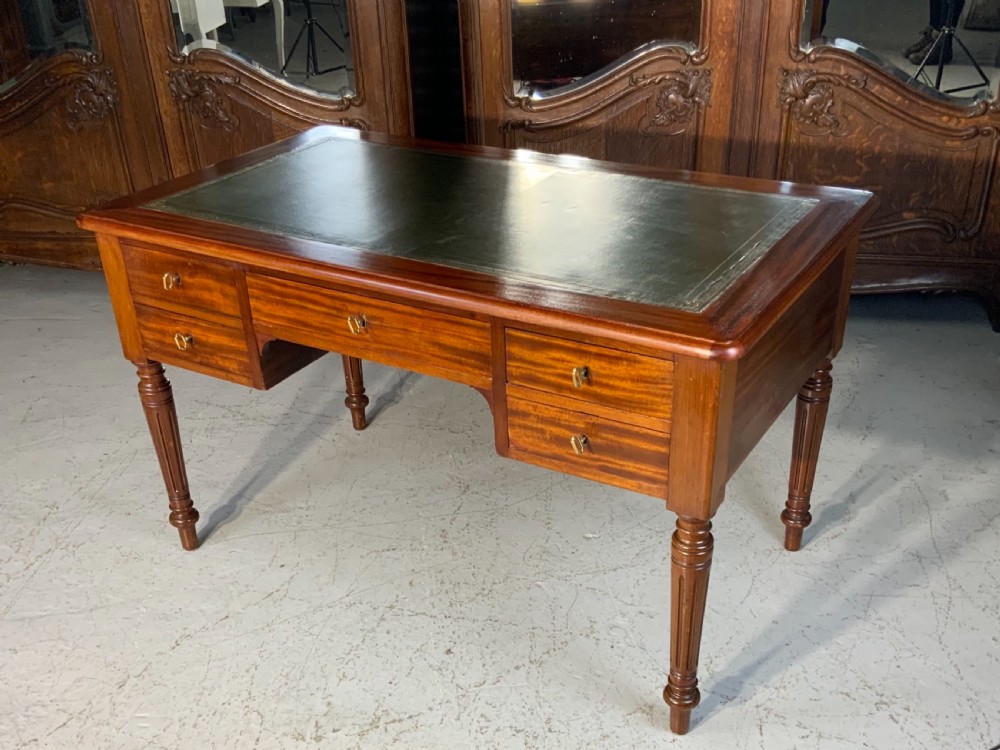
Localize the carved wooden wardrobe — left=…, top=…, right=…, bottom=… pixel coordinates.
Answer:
left=2, top=0, right=998, bottom=328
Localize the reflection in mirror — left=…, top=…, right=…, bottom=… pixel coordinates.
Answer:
left=0, top=0, right=94, bottom=86
left=171, top=0, right=354, bottom=96
left=510, top=0, right=702, bottom=96
left=802, top=0, right=1000, bottom=99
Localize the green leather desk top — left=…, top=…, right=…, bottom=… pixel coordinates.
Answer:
left=147, top=134, right=818, bottom=312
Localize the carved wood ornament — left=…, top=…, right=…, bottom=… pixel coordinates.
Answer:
left=167, top=68, right=240, bottom=131
left=635, top=68, right=712, bottom=134
left=62, top=68, right=120, bottom=130
left=778, top=68, right=866, bottom=137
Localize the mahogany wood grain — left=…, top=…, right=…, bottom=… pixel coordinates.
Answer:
left=234, top=267, right=327, bottom=390
left=122, top=241, right=242, bottom=319
left=506, top=397, right=669, bottom=497
left=504, top=383, right=670, bottom=434
left=505, top=328, right=674, bottom=422
left=664, top=515, right=713, bottom=735
left=246, top=272, right=492, bottom=389
left=96, top=234, right=145, bottom=362
left=489, top=318, right=511, bottom=456
left=341, top=355, right=369, bottom=430
left=666, top=355, right=736, bottom=519
left=727, top=257, right=841, bottom=477
left=136, top=361, right=199, bottom=551
left=134, top=304, right=253, bottom=384
left=782, top=359, right=833, bottom=552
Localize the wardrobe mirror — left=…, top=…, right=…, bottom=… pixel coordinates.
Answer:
left=802, top=0, right=1000, bottom=99
left=510, top=0, right=702, bottom=97
left=170, top=0, right=355, bottom=96
left=0, top=0, right=94, bottom=87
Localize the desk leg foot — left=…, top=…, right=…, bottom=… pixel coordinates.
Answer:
left=663, top=516, right=713, bottom=734
left=136, top=362, right=200, bottom=551
left=669, top=705, right=692, bottom=734
left=782, top=359, right=832, bottom=552
left=342, top=355, right=369, bottom=430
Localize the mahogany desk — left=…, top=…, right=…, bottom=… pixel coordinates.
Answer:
left=79, top=126, right=875, bottom=734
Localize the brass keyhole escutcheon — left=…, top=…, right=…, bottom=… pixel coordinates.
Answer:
left=571, top=365, right=590, bottom=388
left=162, top=272, right=182, bottom=290
left=174, top=332, right=193, bottom=350
left=570, top=434, right=589, bottom=455
left=347, top=314, right=367, bottom=335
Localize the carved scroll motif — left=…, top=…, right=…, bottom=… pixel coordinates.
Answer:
left=336, top=117, right=371, bottom=131
left=779, top=68, right=867, bottom=137
left=59, top=68, right=119, bottom=131
left=168, top=69, right=240, bottom=131
left=634, top=69, right=713, bottom=135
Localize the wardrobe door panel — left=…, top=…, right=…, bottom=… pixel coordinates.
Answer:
left=0, top=3, right=170, bottom=269
left=142, top=0, right=413, bottom=177
left=751, top=0, right=1000, bottom=328
left=460, top=0, right=736, bottom=174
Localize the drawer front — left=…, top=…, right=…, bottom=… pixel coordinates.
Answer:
left=246, top=274, right=491, bottom=388
left=135, top=304, right=252, bottom=381
left=507, top=397, right=669, bottom=498
left=123, top=243, right=241, bottom=318
left=506, top=329, right=673, bottom=421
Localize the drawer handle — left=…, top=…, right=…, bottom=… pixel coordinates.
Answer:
left=162, top=272, right=182, bottom=290
left=347, top=314, right=367, bottom=335
left=571, top=365, right=590, bottom=388
left=174, top=332, right=194, bottom=351
left=570, top=434, right=589, bottom=456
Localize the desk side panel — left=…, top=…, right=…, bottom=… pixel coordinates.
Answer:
left=727, top=255, right=844, bottom=478
left=96, top=234, right=145, bottom=363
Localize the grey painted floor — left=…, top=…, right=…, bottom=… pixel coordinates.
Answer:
left=1, top=264, right=998, bottom=749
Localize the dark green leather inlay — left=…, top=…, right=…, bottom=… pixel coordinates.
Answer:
left=147, top=136, right=817, bottom=311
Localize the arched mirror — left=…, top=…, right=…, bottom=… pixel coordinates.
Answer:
left=510, top=0, right=702, bottom=97
left=0, top=0, right=95, bottom=87
left=170, top=0, right=354, bottom=96
left=802, top=0, right=1000, bottom=99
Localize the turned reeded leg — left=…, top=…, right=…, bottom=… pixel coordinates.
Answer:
left=136, top=362, right=199, bottom=551
left=781, top=359, right=833, bottom=552
left=341, top=355, right=369, bottom=430
left=663, top=516, right=714, bottom=734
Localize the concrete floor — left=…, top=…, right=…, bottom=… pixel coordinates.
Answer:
left=1, top=264, right=998, bottom=749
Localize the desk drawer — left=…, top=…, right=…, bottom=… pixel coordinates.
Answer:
left=506, top=329, right=673, bottom=421
left=507, top=397, right=669, bottom=498
left=123, top=243, right=241, bottom=319
left=246, top=274, right=491, bottom=388
left=135, top=304, right=252, bottom=382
